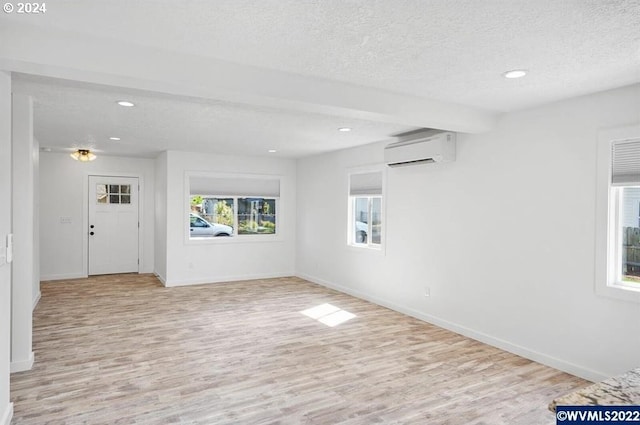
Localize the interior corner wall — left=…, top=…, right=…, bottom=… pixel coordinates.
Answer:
left=39, top=153, right=156, bottom=280
left=154, top=152, right=168, bottom=284
left=0, top=71, right=13, bottom=425
left=11, top=94, right=35, bottom=372
left=163, top=150, right=296, bottom=286
left=295, top=84, right=640, bottom=382
left=32, top=137, right=40, bottom=307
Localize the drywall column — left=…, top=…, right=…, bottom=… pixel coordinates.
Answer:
left=0, top=71, right=14, bottom=425
left=11, top=94, right=34, bottom=373
left=154, top=151, right=168, bottom=284
left=33, top=138, right=40, bottom=306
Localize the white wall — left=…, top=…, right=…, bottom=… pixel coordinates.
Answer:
left=0, top=71, right=13, bottom=425
left=162, top=150, right=296, bottom=286
left=296, top=84, right=640, bottom=382
left=10, top=94, right=35, bottom=372
left=33, top=138, right=40, bottom=306
left=154, top=152, right=168, bottom=283
left=39, top=153, right=155, bottom=280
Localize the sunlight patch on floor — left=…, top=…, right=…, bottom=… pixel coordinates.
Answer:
left=300, top=303, right=356, bottom=327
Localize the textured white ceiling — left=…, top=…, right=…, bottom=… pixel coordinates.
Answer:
left=12, top=75, right=415, bottom=158
left=2, top=0, right=639, bottom=158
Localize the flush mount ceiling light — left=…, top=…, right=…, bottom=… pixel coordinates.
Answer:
left=70, top=149, right=96, bottom=162
left=502, top=69, right=528, bottom=79
left=268, top=149, right=277, bottom=153
left=338, top=127, right=352, bottom=132
left=116, top=100, right=135, bottom=107
left=109, top=137, right=121, bottom=141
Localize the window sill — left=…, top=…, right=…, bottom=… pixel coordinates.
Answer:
left=347, top=243, right=385, bottom=255
left=187, top=234, right=283, bottom=245
left=595, top=282, right=640, bottom=303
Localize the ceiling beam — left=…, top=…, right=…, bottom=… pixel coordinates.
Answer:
left=0, top=21, right=497, bottom=133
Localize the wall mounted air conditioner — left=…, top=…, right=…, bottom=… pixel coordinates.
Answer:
left=384, top=130, right=456, bottom=167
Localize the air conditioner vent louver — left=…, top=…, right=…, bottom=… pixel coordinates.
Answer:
left=385, top=130, right=456, bottom=167
left=387, top=158, right=435, bottom=168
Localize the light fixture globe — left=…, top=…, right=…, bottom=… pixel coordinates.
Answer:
left=70, top=149, right=96, bottom=162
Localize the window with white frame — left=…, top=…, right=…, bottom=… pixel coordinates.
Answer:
left=609, top=140, right=640, bottom=288
left=188, top=174, right=279, bottom=239
left=349, top=171, right=383, bottom=248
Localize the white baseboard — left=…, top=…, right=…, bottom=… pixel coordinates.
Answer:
left=40, top=272, right=87, bottom=281
left=32, top=290, right=41, bottom=310
left=154, top=272, right=167, bottom=287
left=165, top=271, right=294, bottom=287
left=296, top=272, right=607, bottom=383
left=11, top=351, right=34, bottom=373
left=0, top=402, right=13, bottom=425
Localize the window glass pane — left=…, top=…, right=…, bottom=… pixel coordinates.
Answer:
left=354, top=197, right=368, bottom=244
left=189, top=194, right=277, bottom=238
left=96, top=184, right=107, bottom=203
left=189, top=197, right=236, bottom=238
left=109, top=185, right=120, bottom=194
left=261, top=199, right=276, bottom=234
left=190, top=216, right=208, bottom=228
left=371, top=197, right=382, bottom=244
left=121, top=185, right=131, bottom=194
left=621, top=187, right=640, bottom=285
left=109, top=194, right=120, bottom=204
left=202, top=198, right=234, bottom=227
left=238, top=198, right=276, bottom=235
left=190, top=195, right=204, bottom=216
left=121, top=195, right=131, bottom=204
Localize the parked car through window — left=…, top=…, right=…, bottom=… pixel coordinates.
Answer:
left=189, top=213, right=233, bottom=237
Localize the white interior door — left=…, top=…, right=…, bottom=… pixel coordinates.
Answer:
left=88, top=176, right=139, bottom=275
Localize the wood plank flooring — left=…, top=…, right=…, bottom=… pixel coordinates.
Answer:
left=10, top=274, right=588, bottom=424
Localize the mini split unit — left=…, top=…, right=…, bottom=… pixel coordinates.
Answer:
left=384, top=129, right=456, bottom=167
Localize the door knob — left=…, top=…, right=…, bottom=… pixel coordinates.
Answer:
left=90, top=225, right=94, bottom=229
left=90, top=232, right=95, bottom=236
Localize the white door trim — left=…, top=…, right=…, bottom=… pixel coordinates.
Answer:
left=82, top=172, right=145, bottom=277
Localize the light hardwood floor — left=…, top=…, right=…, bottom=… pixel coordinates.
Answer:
left=11, top=274, right=587, bottom=424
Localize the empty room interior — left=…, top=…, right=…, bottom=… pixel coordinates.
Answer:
left=1, top=1, right=640, bottom=424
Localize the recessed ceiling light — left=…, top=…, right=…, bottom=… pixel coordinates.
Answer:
left=109, top=137, right=121, bottom=141
left=502, top=69, right=528, bottom=79
left=268, top=149, right=277, bottom=153
left=116, top=100, right=135, bottom=107
left=338, top=127, right=352, bottom=132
